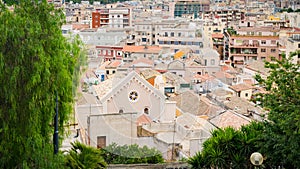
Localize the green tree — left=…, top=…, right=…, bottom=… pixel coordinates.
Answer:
left=0, top=0, right=84, bottom=168
left=65, top=141, right=107, bottom=169
left=255, top=51, right=300, bottom=168
left=101, top=143, right=164, bottom=164
left=188, top=122, right=264, bottom=168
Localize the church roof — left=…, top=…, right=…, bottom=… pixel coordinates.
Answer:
left=100, top=71, right=166, bottom=103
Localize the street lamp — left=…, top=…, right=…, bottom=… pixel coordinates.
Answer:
left=250, top=152, right=263, bottom=167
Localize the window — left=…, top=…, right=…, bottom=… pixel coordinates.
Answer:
left=271, top=57, right=276, bottom=61
left=106, top=70, right=109, bottom=74
left=271, top=40, right=276, bottom=44
left=259, top=32, right=262, bottom=36
left=97, top=136, right=106, bottom=149
left=171, top=32, right=174, bottom=37
left=119, top=109, right=124, bottom=113
left=178, top=32, right=181, bottom=37
left=261, top=40, right=266, bottom=45
left=211, top=59, right=215, bottom=65
left=129, top=90, right=138, bottom=102
left=141, top=38, right=147, bottom=42
left=164, top=32, right=168, bottom=37
left=298, top=44, right=300, bottom=48
left=193, top=42, right=200, bottom=46
left=261, top=48, right=266, bottom=52
left=245, top=93, right=248, bottom=97
left=144, top=108, right=149, bottom=114
left=271, top=49, right=276, bottom=53
left=107, top=50, right=111, bottom=55
left=261, top=57, right=266, bottom=61
left=112, top=70, right=116, bottom=74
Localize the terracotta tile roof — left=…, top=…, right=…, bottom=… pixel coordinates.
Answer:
left=122, top=45, right=162, bottom=53
left=209, top=110, right=251, bottom=129
left=169, top=91, right=223, bottom=117
left=224, top=96, right=264, bottom=116
left=106, top=60, right=122, bottom=68
left=72, top=24, right=91, bottom=30
left=214, top=71, right=236, bottom=79
left=193, top=74, right=215, bottom=81
left=212, top=33, right=224, bottom=39
left=221, top=65, right=237, bottom=73
left=245, top=60, right=270, bottom=75
left=137, top=114, right=152, bottom=126
left=230, top=35, right=279, bottom=40
left=229, top=83, right=254, bottom=92
left=99, top=61, right=111, bottom=69
left=131, top=58, right=154, bottom=66
left=243, top=79, right=254, bottom=85
left=139, top=69, right=161, bottom=79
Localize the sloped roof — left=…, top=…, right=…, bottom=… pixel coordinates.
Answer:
left=224, top=96, right=264, bottom=116
left=209, top=110, right=251, bottom=129
left=137, top=114, right=152, bottom=126
left=140, top=69, right=161, bottom=79
left=229, top=83, right=254, bottom=92
left=169, top=91, right=223, bottom=117
left=176, top=113, right=215, bottom=131
left=167, top=60, right=185, bottom=70
left=122, top=45, right=162, bottom=54
left=100, top=71, right=166, bottom=103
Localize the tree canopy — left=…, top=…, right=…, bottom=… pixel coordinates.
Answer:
left=188, top=123, right=264, bottom=169
left=189, top=51, right=300, bottom=168
left=101, top=143, right=164, bottom=164
left=0, top=0, right=83, bottom=168
left=255, top=51, right=300, bottom=168
left=65, top=141, right=107, bottom=169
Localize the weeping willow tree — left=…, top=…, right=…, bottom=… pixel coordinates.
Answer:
left=0, top=0, right=84, bottom=168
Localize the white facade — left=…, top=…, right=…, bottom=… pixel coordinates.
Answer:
left=88, top=71, right=177, bottom=149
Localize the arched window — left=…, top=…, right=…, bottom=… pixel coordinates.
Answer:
left=144, top=108, right=149, bottom=114
left=119, top=109, right=124, bottom=113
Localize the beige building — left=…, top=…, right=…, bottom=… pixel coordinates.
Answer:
left=286, top=33, right=300, bottom=64
left=229, top=83, right=254, bottom=100
left=87, top=71, right=176, bottom=148
left=224, top=26, right=281, bottom=67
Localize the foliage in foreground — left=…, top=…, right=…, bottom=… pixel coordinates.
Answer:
left=188, top=123, right=264, bottom=169
left=189, top=51, right=300, bottom=168
left=255, top=51, right=300, bottom=168
left=65, top=141, right=107, bottom=169
left=101, top=143, right=164, bottom=164
left=0, top=0, right=84, bottom=168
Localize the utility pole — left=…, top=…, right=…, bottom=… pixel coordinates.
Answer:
left=53, top=91, right=59, bottom=154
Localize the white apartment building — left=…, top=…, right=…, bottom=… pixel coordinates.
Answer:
left=134, top=19, right=204, bottom=54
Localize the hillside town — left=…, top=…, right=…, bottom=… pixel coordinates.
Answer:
left=57, top=0, right=300, bottom=162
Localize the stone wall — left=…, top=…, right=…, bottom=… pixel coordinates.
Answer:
left=107, top=162, right=190, bottom=169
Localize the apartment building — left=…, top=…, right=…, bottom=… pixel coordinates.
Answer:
left=157, top=22, right=204, bottom=54
left=286, top=33, right=300, bottom=64
left=203, top=9, right=245, bottom=27
left=224, top=26, right=281, bottom=67
left=133, top=19, right=204, bottom=54
left=65, top=3, right=93, bottom=24
left=173, top=0, right=210, bottom=19
left=92, top=8, right=132, bottom=28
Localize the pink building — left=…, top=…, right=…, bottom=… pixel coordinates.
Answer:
left=96, top=46, right=123, bottom=61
